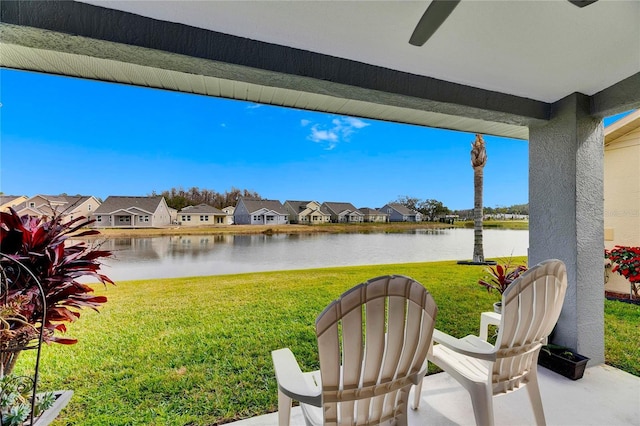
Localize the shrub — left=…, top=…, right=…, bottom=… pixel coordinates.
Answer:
left=0, top=208, right=114, bottom=374
left=605, top=246, right=640, bottom=298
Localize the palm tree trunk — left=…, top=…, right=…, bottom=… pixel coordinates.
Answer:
left=470, top=134, right=487, bottom=263
left=473, top=166, right=484, bottom=263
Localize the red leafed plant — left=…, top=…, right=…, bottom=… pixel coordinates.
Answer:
left=0, top=207, right=113, bottom=372
left=605, top=245, right=640, bottom=298
left=478, top=261, right=528, bottom=296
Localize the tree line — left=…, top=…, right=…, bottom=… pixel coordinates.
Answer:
left=393, top=195, right=528, bottom=220
left=150, top=187, right=262, bottom=210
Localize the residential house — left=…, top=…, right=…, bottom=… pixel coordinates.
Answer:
left=178, top=204, right=228, bottom=226
left=92, top=196, right=172, bottom=228
left=0, top=195, right=28, bottom=212
left=604, top=110, right=640, bottom=295
left=284, top=200, right=331, bottom=224
left=14, top=194, right=100, bottom=223
left=359, top=207, right=389, bottom=223
left=380, top=203, right=423, bottom=222
left=168, top=207, right=178, bottom=224
left=320, top=202, right=364, bottom=223
left=222, top=206, right=235, bottom=224
left=233, top=198, right=288, bottom=225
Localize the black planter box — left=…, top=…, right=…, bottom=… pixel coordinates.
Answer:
left=538, top=347, right=589, bottom=380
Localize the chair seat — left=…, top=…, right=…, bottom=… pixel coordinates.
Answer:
left=430, top=336, right=493, bottom=383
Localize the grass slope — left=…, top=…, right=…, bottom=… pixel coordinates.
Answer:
left=14, top=258, right=636, bottom=425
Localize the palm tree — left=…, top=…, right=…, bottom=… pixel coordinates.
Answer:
left=471, top=134, right=487, bottom=263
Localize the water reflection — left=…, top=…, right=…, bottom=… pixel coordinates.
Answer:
left=90, top=228, right=528, bottom=281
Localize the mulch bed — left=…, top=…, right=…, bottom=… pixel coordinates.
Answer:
left=605, top=291, right=640, bottom=305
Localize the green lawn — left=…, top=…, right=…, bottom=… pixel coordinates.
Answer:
left=14, top=258, right=638, bottom=425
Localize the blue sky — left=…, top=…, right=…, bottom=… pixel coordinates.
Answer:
left=0, top=69, right=630, bottom=211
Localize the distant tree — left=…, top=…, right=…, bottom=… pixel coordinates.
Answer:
left=152, top=187, right=262, bottom=210
left=471, top=134, right=487, bottom=263
left=394, top=196, right=420, bottom=212
left=418, top=199, right=449, bottom=221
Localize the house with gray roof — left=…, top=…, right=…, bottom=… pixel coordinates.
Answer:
left=0, top=195, right=28, bottom=212
left=92, top=196, right=171, bottom=228
left=234, top=198, right=288, bottom=225
left=380, top=203, right=423, bottom=222
left=14, top=194, right=100, bottom=223
left=283, top=200, right=331, bottom=224
left=359, top=207, right=389, bottom=223
left=178, top=204, right=228, bottom=226
left=320, top=202, right=364, bottom=223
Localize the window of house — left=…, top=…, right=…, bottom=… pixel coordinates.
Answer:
left=88, top=204, right=92, bottom=211
left=29, top=202, right=35, bottom=208
left=216, top=217, right=224, bottom=224
left=97, top=216, right=102, bottom=222
left=200, top=215, right=209, bottom=221
left=266, top=215, right=274, bottom=221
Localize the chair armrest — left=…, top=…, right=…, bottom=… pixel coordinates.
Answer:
left=479, top=311, right=501, bottom=341
left=271, top=348, right=322, bottom=407
left=432, top=329, right=497, bottom=361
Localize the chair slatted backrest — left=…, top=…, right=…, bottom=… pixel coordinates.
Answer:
left=315, top=275, right=437, bottom=425
left=493, top=259, right=567, bottom=394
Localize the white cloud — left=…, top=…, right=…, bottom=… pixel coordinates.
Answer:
left=302, top=116, right=370, bottom=150
left=246, top=104, right=262, bottom=110
left=344, top=117, right=369, bottom=129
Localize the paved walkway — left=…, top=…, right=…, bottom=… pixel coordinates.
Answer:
left=231, top=365, right=639, bottom=425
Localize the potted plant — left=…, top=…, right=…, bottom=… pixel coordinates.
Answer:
left=478, top=261, right=527, bottom=313
left=0, top=208, right=114, bottom=374
left=538, top=344, right=590, bottom=380
left=0, top=373, right=56, bottom=426
left=0, top=208, right=113, bottom=425
left=604, top=246, right=640, bottom=299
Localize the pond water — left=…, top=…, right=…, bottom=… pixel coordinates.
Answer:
left=91, top=228, right=529, bottom=281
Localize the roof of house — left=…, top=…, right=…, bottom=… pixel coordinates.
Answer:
left=13, top=194, right=94, bottom=213
left=321, top=202, right=361, bottom=215
left=179, top=204, right=225, bottom=215
left=284, top=200, right=312, bottom=211
left=238, top=198, right=287, bottom=215
left=384, top=203, right=420, bottom=216
left=359, top=208, right=387, bottom=215
left=0, top=195, right=26, bottom=205
left=605, top=109, right=640, bottom=144
left=94, top=196, right=165, bottom=214
left=32, top=194, right=92, bottom=204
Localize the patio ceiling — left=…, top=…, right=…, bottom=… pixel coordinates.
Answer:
left=1, top=1, right=638, bottom=140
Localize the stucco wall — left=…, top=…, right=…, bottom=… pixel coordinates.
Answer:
left=604, top=124, right=640, bottom=295
left=529, top=93, right=604, bottom=364
left=604, top=126, right=640, bottom=247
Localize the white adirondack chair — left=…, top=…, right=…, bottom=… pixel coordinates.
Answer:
left=421, top=259, right=568, bottom=426
left=271, top=275, right=438, bottom=426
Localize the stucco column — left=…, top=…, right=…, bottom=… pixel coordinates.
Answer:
left=528, top=93, right=604, bottom=365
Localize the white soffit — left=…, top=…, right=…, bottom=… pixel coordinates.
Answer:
left=80, top=0, right=640, bottom=104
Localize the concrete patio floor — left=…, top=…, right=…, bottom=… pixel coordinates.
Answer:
left=232, top=365, right=639, bottom=425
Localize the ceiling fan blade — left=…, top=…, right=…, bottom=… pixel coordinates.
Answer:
left=409, top=0, right=461, bottom=47
left=568, top=0, right=598, bottom=7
